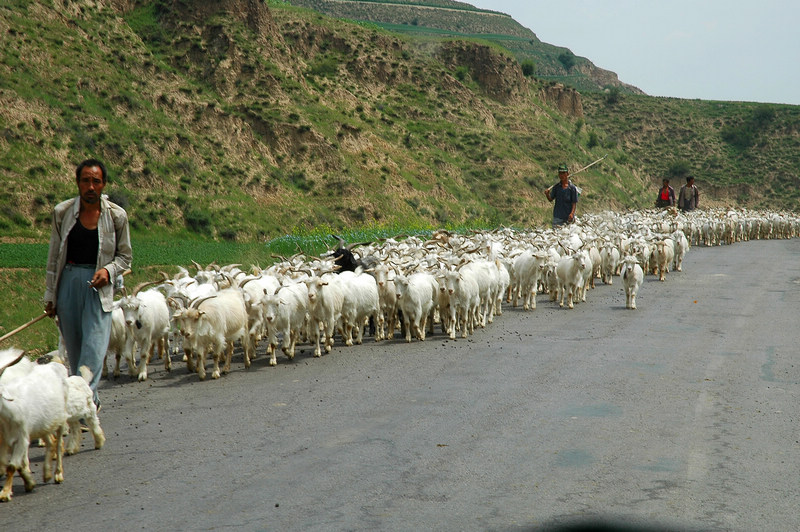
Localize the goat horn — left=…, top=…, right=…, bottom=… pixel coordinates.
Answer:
left=131, top=275, right=166, bottom=297
left=331, top=234, right=346, bottom=248
left=190, top=295, right=218, bottom=309
left=346, top=241, right=370, bottom=251
left=0, top=348, right=26, bottom=379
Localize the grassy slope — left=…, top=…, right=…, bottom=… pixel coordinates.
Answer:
left=581, top=93, right=800, bottom=208
left=0, top=0, right=650, bottom=245
left=285, top=0, right=637, bottom=91
left=285, top=0, right=800, bottom=205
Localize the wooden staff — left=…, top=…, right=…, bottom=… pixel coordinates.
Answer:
left=0, top=313, right=49, bottom=344
left=0, top=269, right=132, bottom=345
left=567, top=154, right=608, bottom=179
left=544, top=154, right=607, bottom=194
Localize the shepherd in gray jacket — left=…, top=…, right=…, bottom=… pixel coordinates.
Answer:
left=44, top=159, right=132, bottom=409
left=678, top=176, right=699, bottom=212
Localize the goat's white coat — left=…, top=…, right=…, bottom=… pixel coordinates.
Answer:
left=118, top=289, right=171, bottom=381
left=556, top=253, right=589, bottom=309
left=0, top=349, right=68, bottom=501
left=262, top=282, right=309, bottom=365
left=622, top=256, right=644, bottom=309
left=64, top=367, right=105, bottom=455
left=173, top=289, right=248, bottom=380
left=394, top=272, right=438, bottom=342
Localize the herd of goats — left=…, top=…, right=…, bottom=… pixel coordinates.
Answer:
left=1, top=205, right=800, bottom=501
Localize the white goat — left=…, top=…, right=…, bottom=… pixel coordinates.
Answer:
left=0, top=349, right=68, bottom=502
left=652, top=239, right=675, bottom=282
left=103, top=306, right=133, bottom=379
left=65, top=366, right=105, bottom=455
left=159, top=271, right=217, bottom=357
left=338, top=268, right=382, bottom=346
left=621, top=256, right=644, bottom=309
left=576, top=249, right=594, bottom=303
left=599, top=242, right=620, bottom=285
left=543, top=252, right=561, bottom=302
left=304, top=273, right=345, bottom=357
left=436, top=272, right=453, bottom=337
left=494, top=259, right=511, bottom=316
left=172, top=288, right=248, bottom=380
left=262, top=281, right=309, bottom=366
left=556, top=253, right=589, bottom=309
left=459, top=259, right=501, bottom=326
left=393, top=271, right=439, bottom=342
left=671, top=229, right=689, bottom=272
left=118, top=281, right=171, bottom=381
left=370, top=263, right=398, bottom=341
left=239, top=273, right=281, bottom=361
left=587, top=245, right=602, bottom=289
left=442, top=268, right=481, bottom=339
left=511, top=249, right=547, bottom=310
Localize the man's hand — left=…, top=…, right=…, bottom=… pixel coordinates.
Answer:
left=90, top=268, right=111, bottom=289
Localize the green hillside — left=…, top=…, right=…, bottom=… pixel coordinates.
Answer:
left=285, top=0, right=645, bottom=93
left=581, top=93, right=800, bottom=205
left=0, top=0, right=797, bottom=244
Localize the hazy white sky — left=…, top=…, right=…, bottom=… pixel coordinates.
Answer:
left=467, top=0, right=800, bottom=105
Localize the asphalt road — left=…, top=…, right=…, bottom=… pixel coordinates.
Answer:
left=3, top=238, right=800, bottom=531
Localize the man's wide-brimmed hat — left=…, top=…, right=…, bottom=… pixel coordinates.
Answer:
left=557, top=163, right=569, bottom=173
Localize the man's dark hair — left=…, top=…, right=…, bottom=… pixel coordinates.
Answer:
left=76, top=159, right=107, bottom=183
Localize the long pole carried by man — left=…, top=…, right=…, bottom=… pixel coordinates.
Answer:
left=543, top=155, right=606, bottom=227
left=569, top=153, right=607, bottom=179
left=0, top=313, right=49, bottom=344
left=544, top=154, right=607, bottom=194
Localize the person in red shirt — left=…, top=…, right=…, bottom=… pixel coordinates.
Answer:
left=655, top=178, right=675, bottom=208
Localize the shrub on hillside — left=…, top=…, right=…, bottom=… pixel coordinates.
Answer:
left=721, top=105, right=775, bottom=150
left=558, top=51, right=575, bottom=71
left=721, top=124, right=754, bottom=149
left=184, top=207, right=212, bottom=234
left=604, top=86, right=621, bottom=106
left=667, top=160, right=692, bottom=179
left=521, top=59, right=535, bottom=78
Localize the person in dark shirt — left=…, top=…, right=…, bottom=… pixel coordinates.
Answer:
left=44, top=159, right=132, bottom=410
left=678, top=176, right=699, bottom=212
left=544, top=162, right=579, bottom=227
